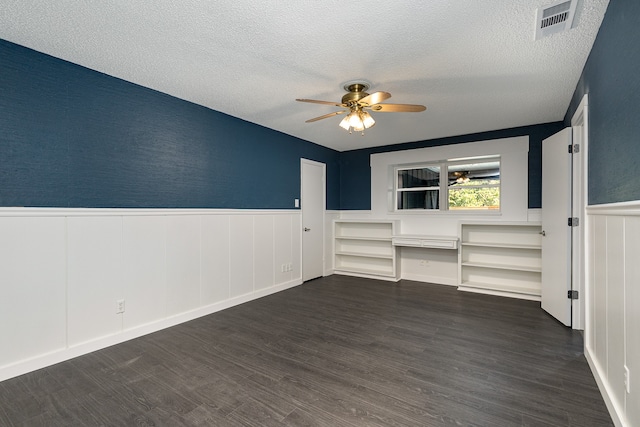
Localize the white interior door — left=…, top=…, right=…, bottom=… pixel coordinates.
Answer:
left=301, top=159, right=325, bottom=281
left=541, top=127, right=573, bottom=326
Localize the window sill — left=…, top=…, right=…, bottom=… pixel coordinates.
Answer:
left=388, top=209, right=502, bottom=217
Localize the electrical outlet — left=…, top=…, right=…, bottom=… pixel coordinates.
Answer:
left=288, top=263, right=293, bottom=271
left=624, top=365, right=631, bottom=394
left=116, top=299, right=125, bottom=314
left=420, top=259, right=429, bottom=266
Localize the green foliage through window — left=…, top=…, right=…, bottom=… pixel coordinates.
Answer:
left=449, top=185, right=500, bottom=210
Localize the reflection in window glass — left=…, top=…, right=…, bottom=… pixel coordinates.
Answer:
left=397, top=166, right=440, bottom=209
left=397, top=190, right=439, bottom=210
left=397, top=167, right=440, bottom=189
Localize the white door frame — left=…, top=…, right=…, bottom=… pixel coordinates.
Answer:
left=301, top=158, right=326, bottom=281
left=571, top=94, right=589, bottom=330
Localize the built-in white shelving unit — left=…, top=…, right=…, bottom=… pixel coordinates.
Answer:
left=458, top=222, right=542, bottom=301
left=334, top=220, right=399, bottom=281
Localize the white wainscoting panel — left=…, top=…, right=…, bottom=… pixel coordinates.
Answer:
left=592, top=215, right=608, bottom=375
left=606, top=216, right=625, bottom=410
left=586, top=202, right=640, bottom=427
left=587, top=215, right=597, bottom=366
left=0, top=217, right=67, bottom=366
left=624, top=216, right=640, bottom=425
left=122, top=216, right=168, bottom=329
left=274, top=214, right=293, bottom=283
left=0, top=208, right=304, bottom=382
left=229, top=215, right=254, bottom=297
left=254, top=215, right=275, bottom=291
left=292, top=213, right=302, bottom=279
left=201, top=215, right=230, bottom=305
left=67, top=216, right=123, bottom=346
left=166, top=215, right=201, bottom=316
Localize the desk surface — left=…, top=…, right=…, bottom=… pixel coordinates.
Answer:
left=392, top=234, right=459, bottom=249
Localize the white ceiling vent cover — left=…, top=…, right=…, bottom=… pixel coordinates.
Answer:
left=535, top=0, right=578, bottom=40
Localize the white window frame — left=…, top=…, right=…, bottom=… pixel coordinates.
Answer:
left=394, top=156, right=501, bottom=213
left=369, top=137, right=529, bottom=224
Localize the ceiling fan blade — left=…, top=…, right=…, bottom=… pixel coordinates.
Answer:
left=296, top=98, right=345, bottom=107
left=358, top=91, right=391, bottom=106
left=305, top=110, right=347, bottom=123
left=370, top=103, right=426, bottom=112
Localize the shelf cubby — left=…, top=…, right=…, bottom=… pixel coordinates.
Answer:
left=334, top=220, right=399, bottom=281
left=458, top=222, right=542, bottom=300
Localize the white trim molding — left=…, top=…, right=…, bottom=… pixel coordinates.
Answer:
left=587, top=200, right=640, bottom=216
left=585, top=201, right=640, bottom=426
left=0, top=207, right=300, bottom=217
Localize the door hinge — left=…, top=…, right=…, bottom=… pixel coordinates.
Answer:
left=568, top=290, right=579, bottom=299
left=568, top=217, right=579, bottom=227
left=568, top=144, right=580, bottom=153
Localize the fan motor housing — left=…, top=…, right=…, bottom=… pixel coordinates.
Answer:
left=341, top=83, right=370, bottom=104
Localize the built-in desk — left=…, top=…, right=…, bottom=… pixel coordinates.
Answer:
left=392, top=235, right=459, bottom=250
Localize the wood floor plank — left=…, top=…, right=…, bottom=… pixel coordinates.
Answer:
left=281, top=406, right=357, bottom=427
left=227, top=398, right=293, bottom=427
left=0, top=276, right=613, bottom=426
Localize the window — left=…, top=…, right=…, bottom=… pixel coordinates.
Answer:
left=395, top=157, right=500, bottom=212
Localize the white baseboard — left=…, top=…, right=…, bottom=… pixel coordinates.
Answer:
left=333, top=271, right=399, bottom=282
left=0, top=278, right=302, bottom=382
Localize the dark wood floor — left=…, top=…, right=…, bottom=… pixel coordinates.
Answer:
left=0, top=276, right=612, bottom=426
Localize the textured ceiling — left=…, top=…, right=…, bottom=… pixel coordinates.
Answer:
left=0, top=1, right=609, bottom=151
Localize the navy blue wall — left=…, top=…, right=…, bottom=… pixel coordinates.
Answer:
left=339, top=122, right=565, bottom=210
left=565, top=1, right=640, bottom=205
left=1, top=37, right=584, bottom=211
left=0, top=40, right=340, bottom=209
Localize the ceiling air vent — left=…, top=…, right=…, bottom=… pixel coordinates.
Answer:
left=535, top=0, right=577, bottom=40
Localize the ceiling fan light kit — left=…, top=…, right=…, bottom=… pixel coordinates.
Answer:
left=339, top=108, right=375, bottom=135
left=296, top=81, right=426, bottom=135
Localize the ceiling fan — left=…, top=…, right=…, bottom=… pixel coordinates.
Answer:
left=296, top=81, right=426, bottom=134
